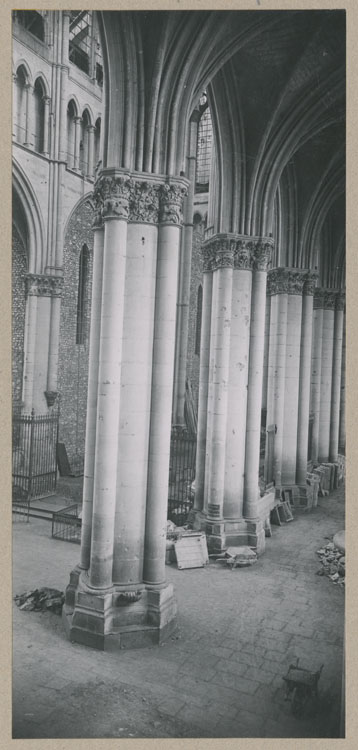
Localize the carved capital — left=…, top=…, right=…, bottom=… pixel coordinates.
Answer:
left=324, top=290, right=337, bottom=310
left=202, top=234, right=236, bottom=271
left=203, top=233, right=274, bottom=273
left=336, top=291, right=345, bottom=311
left=25, top=274, right=63, bottom=298
left=93, top=174, right=134, bottom=221
left=159, top=182, right=188, bottom=225
left=251, top=239, right=274, bottom=272
left=267, top=267, right=311, bottom=296
left=234, top=239, right=253, bottom=270
left=44, top=391, right=58, bottom=407
left=129, top=181, right=159, bottom=224
left=303, top=271, right=318, bottom=296
left=313, top=288, right=326, bottom=309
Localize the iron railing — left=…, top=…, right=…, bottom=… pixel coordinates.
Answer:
left=168, top=426, right=197, bottom=526
left=52, top=504, right=81, bottom=544
left=12, top=407, right=59, bottom=506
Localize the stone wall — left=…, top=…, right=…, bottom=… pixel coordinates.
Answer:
left=57, top=200, right=94, bottom=471
left=12, top=225, right=27, bottom=407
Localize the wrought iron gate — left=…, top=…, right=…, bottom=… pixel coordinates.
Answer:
left=12, top=407, right=59, bottom=507
left=168, top=426, right=197, bottom=525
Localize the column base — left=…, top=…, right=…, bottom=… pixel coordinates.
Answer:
left=204, top=490, right=276, bottom=556
left=63, top=568, right=177, bottom=651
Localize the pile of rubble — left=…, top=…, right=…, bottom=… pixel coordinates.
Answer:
left=14, top=587, right=65, bottom=614
left=316, top=541, right=345, bottom=587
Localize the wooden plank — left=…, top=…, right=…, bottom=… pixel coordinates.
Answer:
left=174, top=533, right=208, bottom=569
left=56, top=442, right=72, bottom=477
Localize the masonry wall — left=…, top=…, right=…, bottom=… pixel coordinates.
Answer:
left=57, top=200, right=94, bottom=471
left=12, top=225, right=27, bottom=408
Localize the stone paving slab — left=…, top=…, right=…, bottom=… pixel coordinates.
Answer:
left=11, top=486, right=345, bottom=738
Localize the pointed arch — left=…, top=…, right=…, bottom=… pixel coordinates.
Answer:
left=12, top=159, right=46, bottom=274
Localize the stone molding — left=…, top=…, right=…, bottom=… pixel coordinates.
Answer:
left=25, top=274, right=63, bottom=298
left=267, top=267, right=314, bottom=296
left=92, top=172, right=188, bottom=227
left=202, top=233, right=274, bottom=272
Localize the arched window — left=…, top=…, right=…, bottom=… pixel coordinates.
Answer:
left=14, top=11, right=45, bottom=42
left=67, top=100, right=77, bottom=168
left=15, top=66, right=27, bottom=144
left=76, top=245, right=90, bottom=345
left=79, top=110, right=91, bottom=175
left=195, top=285, right=203, bottom=356
left=94, top=117, right=101, bottom=169
left=69, top=12, right=91, bottom=74
left=196, top=99, right=213, bottom=193
left=33, top=78, right=45, bottom=153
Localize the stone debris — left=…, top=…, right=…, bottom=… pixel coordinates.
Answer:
left=211, top=546, right=258, bottom=569
left=316, top=540, right=345, bottom=587
left=14, top=587, right=65, bottom=614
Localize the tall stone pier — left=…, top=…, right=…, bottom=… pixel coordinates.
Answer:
left=194, top=233, right=275, bottom=554
left=63, top=169, right=188, bottom=650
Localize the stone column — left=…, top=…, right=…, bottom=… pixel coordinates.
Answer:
left=199, top=235, right=273, bottom=553
left=23, top=275, right=63, bottom=413
left=244, top=241, right=273, bottom=523
left=205, top=239, right=234, bottom=525
left=45, top=278, right=64, bottom=408
left=113, top=182, right=160, bottom=586
left=265, top=271, right=288, bottom=489
left=194, top=265, right=213, bottom=513
left=261, top=294, right=271, bottom=414
left=339, top=312, right=346, bottom=453
left=86, top=125, right=96, bottom=180
left=144, top=182, right=188, bottom=586
left=89, top=178, right=130, bottom=590
left=24, top=83, right=33, bottom=148
left=63, top=173, right=188, bottom=650
left=73, top=116, right=82, bottom=171
left=80, top=221, right=105, bottom=571
left=42, top=96, right=51, bottom=156
left=281, top=280, right=304, bottom=487
left=22, top=289, right=38, bottom=412
left=318, top=290, right=336, bottom=462
left=13, top=73, right=18, bottom=139
left=311, top=289, right=325, bottom=462
left=296, top=274, right=317, bottom=485
left=224, top=247, right=252, bottom=520
left=172, top=117, right=198, bottom=425
left=329, top=292, right=345, bottom=462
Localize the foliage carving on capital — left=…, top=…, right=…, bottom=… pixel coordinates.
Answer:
left=234, top=239, right=253, bottom=270
left=303, top=272, right=318, bottom=296
left=267, top=267, right=311, bottom=295
left=25, top=274, right=63, bottom=298
left=202, top=236, right=235, bottom=271
left=159, top=182, right=188, bottom=225
left=335, top=291, right=345, bottom=311
left=251, top=240, right=274, bottom=272
left=324, top=290, right=337, bottom=310
left=129, top=181, right=159, bottom=224
left=92, top=175, right=134, bottom=221
left=313, top=288, right=326, bottom=309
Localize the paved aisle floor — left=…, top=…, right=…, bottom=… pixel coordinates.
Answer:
left=12, top=487, right=345, bottom=739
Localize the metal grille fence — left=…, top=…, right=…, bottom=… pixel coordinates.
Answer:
left=168, top=427, right=197, bottom=526
left=52, top=504, right=81, bottom=544
left=12, top=408, right=59, bottom=507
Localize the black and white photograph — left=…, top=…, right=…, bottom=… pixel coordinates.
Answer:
left=6, top=0, right=351, bottom=741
